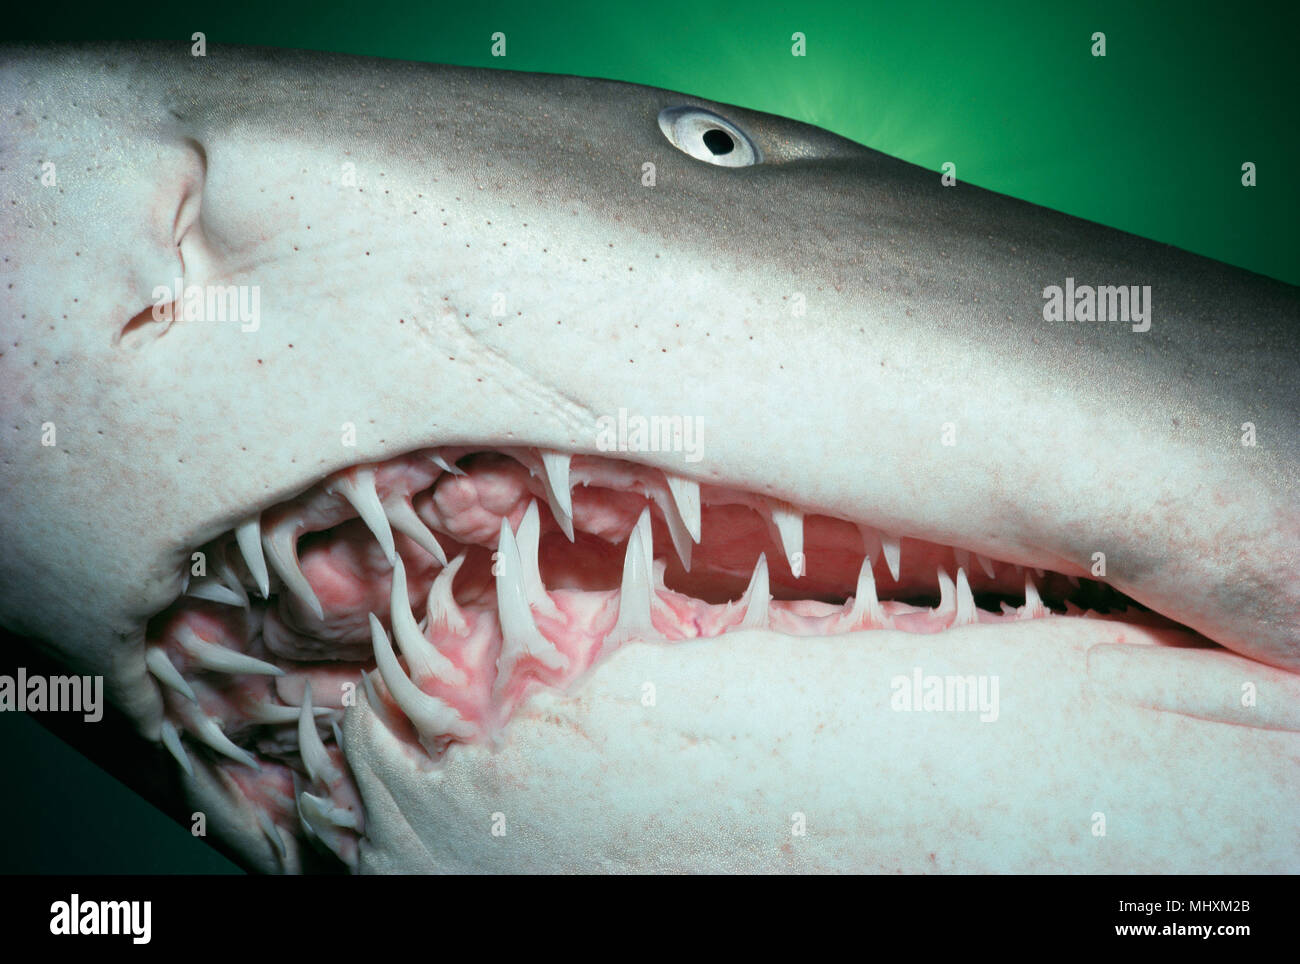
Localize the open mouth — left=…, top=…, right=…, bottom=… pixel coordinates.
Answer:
left=145, top=444, right=1206, bottom=871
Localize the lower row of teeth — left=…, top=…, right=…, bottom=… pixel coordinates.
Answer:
left=143, top=447, right=1108, bottom=870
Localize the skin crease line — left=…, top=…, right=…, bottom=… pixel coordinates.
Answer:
left=0, top=40, right=1296, bottom=876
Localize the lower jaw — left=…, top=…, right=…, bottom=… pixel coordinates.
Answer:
left=344, top=620, right=1300, bottom=873
left=145, top=444, right=1297, bottom=873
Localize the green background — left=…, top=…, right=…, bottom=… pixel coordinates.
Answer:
left=6, top=0, right=1297, bottom=284
left=1, top=0, right=1294, bottom=873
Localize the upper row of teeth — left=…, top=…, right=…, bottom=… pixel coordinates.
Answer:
left=186, top=447, right=1024, bottom=619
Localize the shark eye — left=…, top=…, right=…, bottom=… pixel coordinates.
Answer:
left=658, top=106, right=760, bottom=167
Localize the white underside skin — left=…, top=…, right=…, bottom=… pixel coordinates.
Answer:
left=348, top=622, right=1300, bottom=874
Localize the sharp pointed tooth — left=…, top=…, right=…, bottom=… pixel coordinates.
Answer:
left=936, top=567, right=956, bottom=615
left=426, top=552, right=470, bottom=636
left=999, top=601, right=1017, bottom=615
left=767, top=500, right=805, bottom=578
left=146, top=647, right=197, bottom=702
left=664, top=473, right=702, bottom=542
left=298, top=682, right=341, bottom=786
left=494, top=521, right=569, bottom=694
left=1020, top=572, right=1048, bottom=619
left=245, top=703, right=310, bottom=724
left=235, top=517, right=270, bottom=598
left=975, top=552, right=997, bottom=579
left=390, top=555, right=466, bottom=686
left=176, top=626, right=284, bottom=677
left=255, top=810, right=287, bottom=861
left=369, top=613, right=475, bottom=749
left=185, top=578, right=247, bottom=607
left=159, top=719, right=193, bottom=777
left=383, top=496, right=448, bottom=566
left=857, top=525, right=883, bottom=566
left=299, top=791, right=360, bottom=831
left=737, top=553, right=771, bottom=630
left=846, top=555, right=889, bottom=628
left=176, top=703, right=260, bottom=769
left=213, top=553, right=250, bottom=608
left=632, top=504, right=653, bottom=576
left=331, top=468, right=396, bottom=565
left=515, top=500, right=562, bottom=620
left=359, top=669, right=383, bottom=713
left=430, top=452, right=465, bottom=476
left=880, top=533, right=902, bottom=582
left=607, top=509, right=656, bottom=648
left=539, top=450, right=575, bottom=541
left=954, top=567, right=978, bottom=626
left=244, top=702, right=329, bottom=725
left=654, top=488, right=693, bottom=572
left=262, top=519, right=324, bottom=621
left=953, top=548, right=970, bottom=572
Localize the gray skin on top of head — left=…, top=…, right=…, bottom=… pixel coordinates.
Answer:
left=0, top=41, right=1296, bottom=748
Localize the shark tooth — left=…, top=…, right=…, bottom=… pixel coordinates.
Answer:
left=767, top=499, right=805, bottom=578
left=974, top=552, right=997, bottom=579
left=1020, top=571, right=1048, bottom=619
left=426, top=552, right=470, bottom=636
left=539, top=450, right=575, bottom=541
left=184, top=577, right=247, bottom=607
left=606, top=508, right=656, bottom=648
left=515, top=500, right=563, bottom=621
left=234, top=516, right=271, bottom=598
left=845, top=554, right=890, bottom=628
left=429, top=452, right=465, bottom=476
left=382, top=495, right=448, bottom=566
left=213, top=552, right=251, bottom=608
left=299, top=790, right=360, bottom=831
left=738, top=552, right=771, bottom=631
left=664, top=472, right=702, bottom=542
left=175, top=701, right=259, bottom=769
left=368, top=613, right=475, bottom=750
left=493, top=518, right=569, bottom=696
left=262, top=517, right=324, bottom=621
left=255, top=810, right=287, bottom=862
left=880, top=533, right=902, bottom=582
left=954, top=566, right=978, bottom=626
left=390, top=554, right=466, bottom=686
left=331, top=467, right=396, bottom=565
left=158, top=719, right=193, bottom=777
left=297, top=682, right=341, bottom=786
left=176, top=625, right=283, bottom=677
left=146, top=646, right=197, bottom=702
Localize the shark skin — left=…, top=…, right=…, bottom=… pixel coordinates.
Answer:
left=0, top=43, right=1296, bottom=873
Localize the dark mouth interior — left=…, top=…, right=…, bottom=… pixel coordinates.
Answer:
left=143, top=444, right=1185, bottom=870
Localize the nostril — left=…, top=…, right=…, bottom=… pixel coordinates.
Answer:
left=702, top=128, right=734, bottom=156
left=117, top=301, right=175, bottom=349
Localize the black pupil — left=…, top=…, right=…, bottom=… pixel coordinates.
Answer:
left=702, top=128, right=734, bottom=156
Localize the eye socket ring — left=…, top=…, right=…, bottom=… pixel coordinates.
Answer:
left=657, top=106, right=761, bottom=167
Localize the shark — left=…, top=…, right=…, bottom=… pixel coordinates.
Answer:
left=1, top=42, right=1296, bottom=874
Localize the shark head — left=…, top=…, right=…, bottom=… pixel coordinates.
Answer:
left=2, top=43, right=1297, bottom=873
